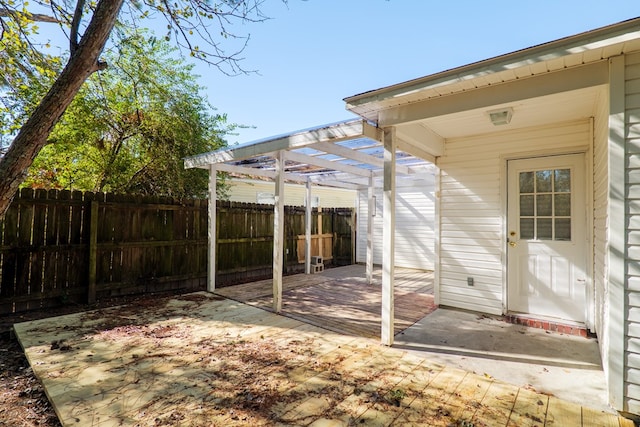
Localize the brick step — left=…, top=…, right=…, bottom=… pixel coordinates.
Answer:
left=503, top=314, right=592, bottom=337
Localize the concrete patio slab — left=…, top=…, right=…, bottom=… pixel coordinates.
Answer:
left=395, top=307, right=610, bottom=414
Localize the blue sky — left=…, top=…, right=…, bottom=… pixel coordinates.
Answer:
left=35, top=1, right=640, bottom=146
left=194, top=1, right=639, bottom=145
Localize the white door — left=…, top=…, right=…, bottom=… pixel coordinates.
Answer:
left=507, top=154, right=588, bottom=322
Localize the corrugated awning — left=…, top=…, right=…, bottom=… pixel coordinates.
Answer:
left=184, top=119, right=436, bottom=190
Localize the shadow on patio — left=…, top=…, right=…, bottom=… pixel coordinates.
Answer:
left=14, top=289, right=628, bottom=426
left=216, top=264, right=611, bottom=413
left=213, top=264, right=436, bottom=339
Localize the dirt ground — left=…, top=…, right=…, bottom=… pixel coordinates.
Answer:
left=0, top=292, right=185, bottom=427
left=0, top=331, right=59, bottom=427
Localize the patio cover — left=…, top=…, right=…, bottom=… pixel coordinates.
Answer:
left=184, top=118, right=437, bottom=345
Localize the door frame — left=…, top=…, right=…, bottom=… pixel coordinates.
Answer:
left=500, top=144, right=594, bottom=330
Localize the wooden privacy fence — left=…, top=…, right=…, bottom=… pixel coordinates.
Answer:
left=0, top=189, right=354, bottom=314
left=217, top=203, right=355, bottom=285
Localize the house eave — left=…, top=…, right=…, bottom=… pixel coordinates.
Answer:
left=344, top=17, right=640, bottom=119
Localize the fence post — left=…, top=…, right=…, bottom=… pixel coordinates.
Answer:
left=194, top=199, right=201, bottom=274
left=351, top=208, right=357, bottom=265
left=88, top=200, right=98, bottom=304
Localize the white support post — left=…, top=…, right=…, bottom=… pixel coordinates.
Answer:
left=366, top=173, right=374, bottom=285
left=381, top=128, right=396, bottom=346
left=607, top=54, right=626, bottom=411
left=207, top=164, right=217, bottom=292
left=305, top=178, right=312, bottom=275
left=434, top=163, right=442, bottom=307
left=273, top=150, right=285, bottom=313
left=317, top=207, right=323, bottom=259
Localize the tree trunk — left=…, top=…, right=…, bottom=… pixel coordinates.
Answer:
left=0, top=0, right=124, bottom=219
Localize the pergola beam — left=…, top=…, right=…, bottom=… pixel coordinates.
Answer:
left=396, top=139, right=437, bottom=164
left=284, top=151, right=373, bottom=177
left=216, top=160, right=431, bottom=193
left=308, top=141, right=412, bottom=175
left=397, top=125, right=445, bottom=158
left=306, top=177, right=362, bottom=190
left=216, top=163, right=277, bottom=179
left=216, top=162, right=355, bottom=189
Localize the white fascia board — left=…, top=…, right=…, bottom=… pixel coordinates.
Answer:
left=379, top=61, right=608, bottom=127
left=344, top=18, right=640, bottom=109
left=184, top=151, right=229, bottom=169
left=184, top=119, right=369, bottom=169
left=307, top=178, right=361, bottom=190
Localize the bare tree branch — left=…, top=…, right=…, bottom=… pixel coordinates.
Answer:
left=144, top=0, right=274, bottom=75
left=69, top=0, right=86, bottom=54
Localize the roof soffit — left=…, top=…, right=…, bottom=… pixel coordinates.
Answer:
left=377, top=60, right=608, bottom=128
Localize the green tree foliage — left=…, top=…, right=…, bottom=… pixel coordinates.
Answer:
left=23, top=32, right=231, bottom=198
left=0, top=0, right=276, bottom=218
left=0, top=2, right=62, bottom=149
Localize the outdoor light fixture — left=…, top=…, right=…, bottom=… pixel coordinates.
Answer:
left=487, top=107, right=513, bottom=126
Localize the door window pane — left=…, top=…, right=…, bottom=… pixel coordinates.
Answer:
left=536, top=170, right=552, bottom=192
left=520, top=172, right=534, bottom=193
left=520, top=218, right=534, bottom=239
left=520, top=195, right=534, bottom=216
left=555, top=218, right=571, bottom=240
left=554, top=194, right=571, bottom=216
left=536, top=194, right=552, bottom=216
left=554, top=169, right=571, bottom=192
left=537, top=218, right=552, bottom=240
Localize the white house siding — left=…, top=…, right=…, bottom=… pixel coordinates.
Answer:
left=226, top=179, right=356, bottom=208
left=438, top=120, right=592, bottom=315
left=356, top=180, right=435, bottom=270
left=624, top=51, right=640, bottom=414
